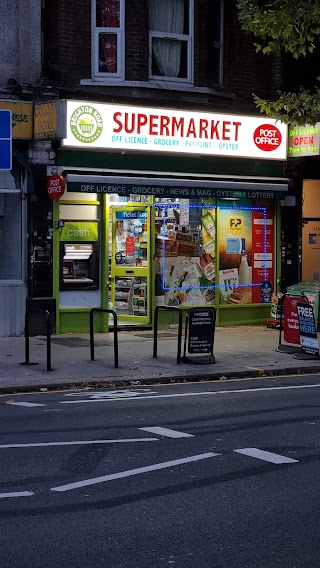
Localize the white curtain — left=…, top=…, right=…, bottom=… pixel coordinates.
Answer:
left=149, top=0, right=184, bottom=78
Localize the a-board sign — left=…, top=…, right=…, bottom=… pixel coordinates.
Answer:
left=296, top=303, right=320, bottom=356
left=283, top=295, right=308, bottom=345
left=188, top=309, right=215, bottom=354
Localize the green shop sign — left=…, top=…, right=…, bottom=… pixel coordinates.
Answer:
left=60, top=221, right=99, bottom=241
left=288, top=124, right=320, bottom=157
left=67, top=182, right=285, bottom=200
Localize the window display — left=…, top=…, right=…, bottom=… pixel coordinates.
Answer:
left=155, top=197, right=275, bottom=308
left=218, top=199, right=274, bottom=304
left=155, top=199, right=216, bottom=307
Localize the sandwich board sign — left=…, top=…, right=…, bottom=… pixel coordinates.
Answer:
left=295, top=303, right=320, bottom=360
left=0, top=110, right=12, bottom=170
left=182, top=307, right=216, bottom=364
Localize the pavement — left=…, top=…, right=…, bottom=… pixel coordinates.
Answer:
left=1, top=324, right=320, bottom=393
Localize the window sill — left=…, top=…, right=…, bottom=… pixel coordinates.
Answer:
left=0, top=281, right=26, bottom=286
left=80, top=79, right=236, bottom=99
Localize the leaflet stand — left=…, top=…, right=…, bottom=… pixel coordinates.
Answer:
left=182, top=307, right=216, bottom=365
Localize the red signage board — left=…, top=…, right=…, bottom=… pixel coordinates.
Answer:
left=283, top=295, right=308, bottom=345
left=126, top=237, right=135, bottom=255
left=47, top=174, right=65, bottom=200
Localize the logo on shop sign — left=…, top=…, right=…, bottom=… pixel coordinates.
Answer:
left=70, top=105, right=103, bottom=143
left=253, top=124, right=282, bottom=152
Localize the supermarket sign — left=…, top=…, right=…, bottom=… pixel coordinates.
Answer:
left=62, top=100, right=288, bottom=160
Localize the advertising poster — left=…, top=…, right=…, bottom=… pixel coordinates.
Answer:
left=218, top=199, right=274, bottom=304
left=251, top=199, right=275, bottom=302
left=296, top=302, right=320, bottom=355
left=218, top=204, right=252, bottom=304
left=283, top=295, right=308, bottom=345
left=155, top=206, right=216, bottom=307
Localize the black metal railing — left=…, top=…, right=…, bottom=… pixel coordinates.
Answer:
left=90, top=308, right=118, bottom=368
left=153, top=306, right=183, bottom=364
left=22, top=307, right=52, bottom=371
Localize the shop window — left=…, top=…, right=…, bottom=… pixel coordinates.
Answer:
left=92, top=0, right=125, bottom=79
left=0, top=193, right=23, bottom=280
left=154, top=197, right=275, bottom=308
left=207, top=0, right=224, bottom=86
left=218, top=200, right=275, bottom=305
left=149, top=0, right=193, bottom=83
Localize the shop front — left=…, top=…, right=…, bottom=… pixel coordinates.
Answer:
left=0, top=101, right=33, bottom=337
left=50, top=100, right=288, bottom=333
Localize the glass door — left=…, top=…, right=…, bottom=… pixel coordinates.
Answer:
left=110, top=205, right=151, bottom=323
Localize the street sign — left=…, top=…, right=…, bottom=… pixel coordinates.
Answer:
left=0, top=110, right=12, bottom=170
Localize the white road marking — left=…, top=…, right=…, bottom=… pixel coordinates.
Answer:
left=64, top=388, right=157, bottom=399
left=234, top=448, right=299, bottom=464
left=60, top=383, right=320, bottom=404
left=51, top=451, right=219, bottom=492
left=0, top=491, right=34, bottom=498
left=0, top=438, right=158, bottom=449
left=6, top=401, right=46, bottom=407
left=139, top=427, right=194, bottom=438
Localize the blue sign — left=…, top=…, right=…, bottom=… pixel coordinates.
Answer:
left=296, top=302, right=319, bottom=356
left=0, top=110, right=12, bottom=171
left=116, top=210, right=147, bottom=220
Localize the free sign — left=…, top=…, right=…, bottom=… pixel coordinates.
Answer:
left=47, top=174, right=65, bottom=199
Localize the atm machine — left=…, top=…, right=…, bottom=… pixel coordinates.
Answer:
left=60, top=243, right=98, bottom=290
left=59, top=220, right=100, bottom=294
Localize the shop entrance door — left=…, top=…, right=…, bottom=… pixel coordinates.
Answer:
left=110, top=205, right=151, bottom=324
left=302, top=219, right=320, bottom=281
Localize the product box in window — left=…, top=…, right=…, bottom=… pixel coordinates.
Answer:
left=270, top=292, right=284, bottom=320
left=155, top=237, right=177, bottom=257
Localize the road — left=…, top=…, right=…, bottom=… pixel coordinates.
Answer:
left=1, top=374, right=320, bottom=568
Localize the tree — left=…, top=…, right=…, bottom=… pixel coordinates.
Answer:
left=236, top=0, right=320, bottom=125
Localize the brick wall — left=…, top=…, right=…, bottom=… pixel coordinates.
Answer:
left=44, top=0, right=276, bottom=108
left=44, top=0, right=91, bottom=85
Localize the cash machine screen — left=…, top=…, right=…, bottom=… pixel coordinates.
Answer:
left=61, top=244, right=97, bottom=288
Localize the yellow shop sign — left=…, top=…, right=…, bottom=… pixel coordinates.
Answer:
left=34, top=100, right=66, bottom=139
left=0, top=100, right=32, bottom=139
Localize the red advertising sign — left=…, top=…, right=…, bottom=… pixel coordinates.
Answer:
left=126, top=237, right=135, bottom=255
left=283, top=295, right=309, bottom=345
left=47, top=174, right=65, bottom=200
left=252, top=200, right=275, bottom=303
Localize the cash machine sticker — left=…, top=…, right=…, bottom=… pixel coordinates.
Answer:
left=60, top=221, right=99, bottom=241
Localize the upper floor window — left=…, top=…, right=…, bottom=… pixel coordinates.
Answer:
left=208, top=0, right=224, bottom=86
left=149, top=0, right=194, bottom=83
left=92, top=0, right=125, bottom=79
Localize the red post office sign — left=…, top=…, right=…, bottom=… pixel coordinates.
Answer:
left=47, top=174, right=65, bottom=200
left=283, top=295, right=308, bottom=345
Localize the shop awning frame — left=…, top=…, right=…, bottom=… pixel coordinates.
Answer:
left=66, top=174, right=289, bottom=195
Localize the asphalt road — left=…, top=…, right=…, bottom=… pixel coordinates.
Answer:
left=1, top=374, right=320, bottom=568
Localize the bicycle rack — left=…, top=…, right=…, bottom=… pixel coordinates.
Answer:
left=153, top=306, right=183, bottom=365
left=90, top=308, right=119, bottom=368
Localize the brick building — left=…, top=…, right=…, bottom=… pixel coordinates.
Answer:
left=3, top=1, right=293, bottom=335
